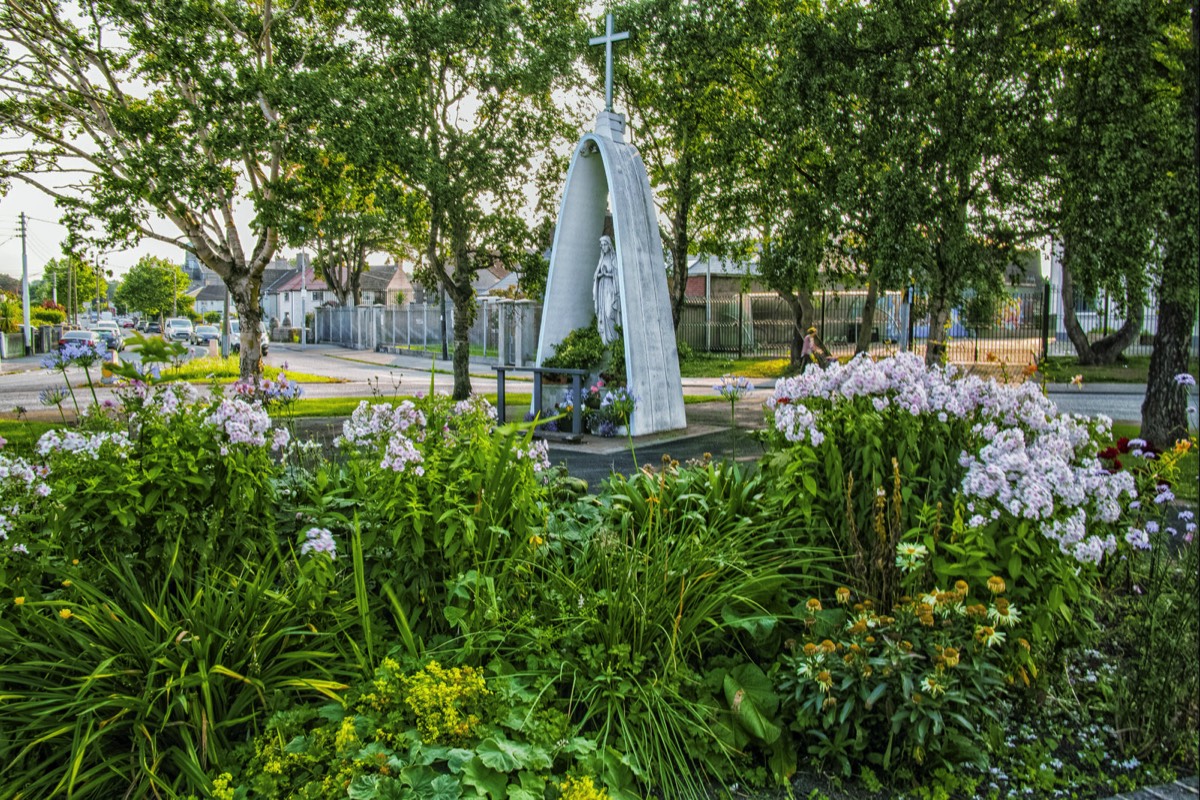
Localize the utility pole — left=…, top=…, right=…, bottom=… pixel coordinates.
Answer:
left=19, top=213, right=31, bottom=354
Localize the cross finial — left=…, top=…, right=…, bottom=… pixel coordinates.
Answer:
left=589, top=12, right=629, bottom=113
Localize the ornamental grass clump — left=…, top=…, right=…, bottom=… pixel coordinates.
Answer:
left=0, top=556, right=352, bottom=800
left=490, top=460, right=839, bottom=799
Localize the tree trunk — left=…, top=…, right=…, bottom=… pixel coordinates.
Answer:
left=449, top=225, right=475, bottom=400
left=924, top=293, right=952, bottom=367
left=786, top=290, right=816, bottom=367
left=450, top=282, right=473, bottom=400
left=668, top=157, right=693, bottom=332
left=227, top=273, right=266, bottom=380
left=856, top=280, right=879, bottom=355
left=1059, top=256, right=1097, bottom=362
left=1060, top=257, right=1142, bottom=364
left=1141, top=285, right=1195, bottom=446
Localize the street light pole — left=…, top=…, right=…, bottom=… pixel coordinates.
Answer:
left=300, top=251, right=307, bottom=351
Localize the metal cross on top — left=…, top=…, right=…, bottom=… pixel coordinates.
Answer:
left=589, top=12, right=629, bottom=113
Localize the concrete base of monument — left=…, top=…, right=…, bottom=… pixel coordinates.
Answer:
left=534, top=399, right=770, bottom=487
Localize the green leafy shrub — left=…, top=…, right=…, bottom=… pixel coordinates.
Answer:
left=23, top=382, right=284, bottom=574
left=776, top=580, right=1032, bottom=779
left=233, top=657, right=605, bottom=799
left=30, top=306, right=65, bottom=326
left=543, top=323, right=606, bottom=373
left=287, top=395, right=551, bottom=646
left=763, top=354, right=1141, bottom=650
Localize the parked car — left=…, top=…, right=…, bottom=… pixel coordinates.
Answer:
left=229, top=319, right=270, bottom=355
left=57, top=330, right=104, bottom=352
left=92, top=321, right=125, bottom=352
left=144, top=321, right=162, bottom=335
left=119, top=317, right=135, bottom=328
left=164, top=318, right=193, bottom=342
left=192, top=324, right=221, bottom=345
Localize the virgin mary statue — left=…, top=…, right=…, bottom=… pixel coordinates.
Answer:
left=592, top=235, right=620, bottom=344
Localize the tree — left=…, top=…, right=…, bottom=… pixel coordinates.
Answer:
left=1141, top=0, right=1198, bottom=445
left=351, top=0, right=584, bottom=399
left=114, top=256, right=189, bottom=321
left=1049, top=0, right=1175, bottom=365
left=33, top=255, right=103, bottom=319
left=277, top=77, right=426, bottom=308
left=852, top=1, right=1049, bottom=366
left=717, top=0, right=858, bottom=366
left=0, top=0, right=336, bottom=377
left=610, top=0, right=750, bottom=332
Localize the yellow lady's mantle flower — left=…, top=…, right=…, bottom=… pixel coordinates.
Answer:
left=14, top=596, right=25, bottom=605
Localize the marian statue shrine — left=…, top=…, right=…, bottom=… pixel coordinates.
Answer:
left=593, top=235, right=620, bottom=344
left=534, top=13, right=686, bottom=436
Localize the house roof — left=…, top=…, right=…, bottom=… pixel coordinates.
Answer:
left=194, top=284, right=230, bottom=302
left=270, top=268, right=328, bottom=293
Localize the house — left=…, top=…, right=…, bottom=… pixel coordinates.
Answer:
left=191, top=283, right=232, bottom=317
left=684, top=255, right=766, bottom=298
left=262, top=259, right=413, bottom=326
left=358, top=264, right=413, bottom=306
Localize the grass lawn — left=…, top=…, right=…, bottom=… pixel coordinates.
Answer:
left=680, top=354, right=793, bottom=379
left=160, top=355, right=342, bottom=384
left=0, top=419, right=57, bottom=453
left=1041, top=354, right=1200, bottom=384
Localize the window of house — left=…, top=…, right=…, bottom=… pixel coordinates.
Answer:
left=283, top=292, right=290, bottom=303
left=311, top=291, right=324, bottom=303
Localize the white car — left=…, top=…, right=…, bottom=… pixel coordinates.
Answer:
left=164, top=318, right=193, bottom=342
left=229, top=319, right=270, bottom=355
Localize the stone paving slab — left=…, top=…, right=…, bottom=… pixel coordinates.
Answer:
left=1107, top=775, right=1198, bottom=800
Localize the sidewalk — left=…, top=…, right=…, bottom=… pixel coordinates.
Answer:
left=0, top=352, right=48, bottom=374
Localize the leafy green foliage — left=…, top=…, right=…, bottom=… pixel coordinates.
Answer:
left=777, top=583, right=1029, bottom=778
left=0, top=556, right=353, bottom=799
left=541, top=323, right=607, bottom=374
left=113, top=256, right=190, bottom=321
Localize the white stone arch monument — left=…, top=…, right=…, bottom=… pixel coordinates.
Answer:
left=535, top=16, right=686, bottom=436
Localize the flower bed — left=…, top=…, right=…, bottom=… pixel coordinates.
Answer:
left=0, top=356, right=1195, bottom=799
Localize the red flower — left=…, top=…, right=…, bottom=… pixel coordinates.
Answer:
left=776, top=397, right=792, bottom=406
left=1098, top=447, right=1119, bottom=460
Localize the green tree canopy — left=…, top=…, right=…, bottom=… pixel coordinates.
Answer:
left=114, top=257, right=189, bottom=320
left=348, top=0, right=586, bottom=398
left=0, top=0, right=340, bottom=376
left=32, top=256, right=104, bottom=319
